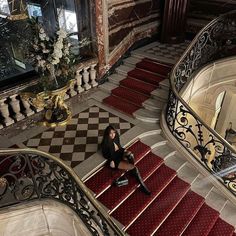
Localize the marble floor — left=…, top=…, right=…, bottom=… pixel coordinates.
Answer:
left=0, top=41, right=189, bottom=179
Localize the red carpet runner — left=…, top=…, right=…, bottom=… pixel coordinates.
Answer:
left=103, top=58, right=172, bottom=116
left=84, top=140, right=235, bottom=235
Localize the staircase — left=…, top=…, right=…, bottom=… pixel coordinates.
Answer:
left=84, top=133, right=236, bottom=236
left=95, top=57, right=171, bottom=123
left=87, top=51, right=236, bottom=235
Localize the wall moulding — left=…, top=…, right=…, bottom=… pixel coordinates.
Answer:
left=108, top=22, right=159, bottom=67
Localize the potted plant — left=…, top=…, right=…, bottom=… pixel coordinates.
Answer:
left=21, top=18, right=89, bottom=127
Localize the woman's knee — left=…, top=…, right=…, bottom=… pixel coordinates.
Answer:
left=110, top=161, right=115, bottom=168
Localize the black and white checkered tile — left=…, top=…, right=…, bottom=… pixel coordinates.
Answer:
left=144, top=41, right=190, bottom=63
left=23, top=106, right=134, bottom=168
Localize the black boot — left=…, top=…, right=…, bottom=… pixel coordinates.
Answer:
left=131, top=167, right=151, bottom=195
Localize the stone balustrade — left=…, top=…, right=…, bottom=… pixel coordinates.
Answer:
left=0, top=59, right=98, bottom=129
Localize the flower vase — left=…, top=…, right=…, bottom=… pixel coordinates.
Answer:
left=48, top=64, right=59, bottom=89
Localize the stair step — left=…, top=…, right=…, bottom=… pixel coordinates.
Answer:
left=109, top=73, right=126, bottom=85
left=177, top=163, right=199, bottom=183
left=128, top=68, right=165, bottom=86
left=205, top=188, right=227, bottom=212
left=116, top=64, right=135, bottom=75
left=123, top=57, right=141, bottom=66
left=126, top=177, right=190, bottom=236
left=154, top=190, right=204, bottom=236
left=208, top=218, right=235, bottom=236
left=143, top=57, right=173, bottom=69
left=136, top=58, right=172, bottom=76
left=141, top=134, right=167, bottom=149
left=120, top=78, right=156, bottom=96
left=111, top=87, right=149, bottom=107
left=85, top=166, right=123, bottom=196
left=182, top=203, right=219, bottom=236
left=111, top=164, right=177, bottom=228
left=191, top=175, right=214, bottom=198
left=143, top=98, right=164, bottom=111
left=90, top=90, right=110, bottom=103
left=220, top=201, right=236, bottom=227
left=98, top=153, right=163, bottom=211
left=127, top=141, right=151, bottom=161
left=134, top=108, right=161, bottom=123
left=99, top=82, right=117, bottom=93
left=151, top=87, right=169, bottom=101
left=103, top=95, right=140, bottom=115
left=152, top=144, right=176, bottom=159
left=165, top=155, right=187, bottom=172
left=159, top=79, right=170, bottom=90
left=85, top=141, right=150, bottom=196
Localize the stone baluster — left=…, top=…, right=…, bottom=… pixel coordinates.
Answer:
left=9, top=95, right=24, bottom=121
left=69, top=80, right=77, bottom=97
left=90, top=64, right=98, bottom=87
left=83, top=66, right=91, bottom=91
left=20, top=96, right=34, bottom=116
left=0, top=98, right=14, bottom=126
left=75, top=68, right=85, bottom=93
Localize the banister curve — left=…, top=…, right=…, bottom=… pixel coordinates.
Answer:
left=0, top=147, right=125, bottom=236
left=166, top=10, right=236, bottom=195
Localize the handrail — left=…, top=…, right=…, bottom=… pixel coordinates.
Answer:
left=166, top=10, right=236, bottom=195
left=0, top=148, right=125, bottom=236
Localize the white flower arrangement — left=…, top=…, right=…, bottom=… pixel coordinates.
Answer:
left=28, top=20, right=74, bottom=85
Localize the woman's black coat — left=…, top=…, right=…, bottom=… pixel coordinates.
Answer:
left=101, top=133, right=124, bottom=163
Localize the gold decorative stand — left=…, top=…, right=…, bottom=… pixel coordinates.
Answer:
left=21, top=80, right=73, bottom=127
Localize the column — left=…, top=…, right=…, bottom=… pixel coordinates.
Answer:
left=82, top=67, right=91, bottom=91
left=161, top=0, right=190, bottom=43
left=10, top=95, right=24, bottom=121
left=0, top=98, right=14, bottom=126
left=90, top=64, right=98, bottom=87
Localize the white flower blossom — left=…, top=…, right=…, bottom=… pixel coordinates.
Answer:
left=33, top=44, right=39, bottom=50
left=39, top=27, right=45, bottom=34
left=38, top=59, right=46, bottom=68
left=43, top=49, right=50, bottom=53
left=29, top=22, right=76, bottom=77
left=51, top=58, right=60, bottom=65
left=57, top=28, right=67, bottom=38
left=39, top=33, right=46, bottom=40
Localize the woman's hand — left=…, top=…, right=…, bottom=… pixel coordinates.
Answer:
left=124, top=150, right=131, bottom=155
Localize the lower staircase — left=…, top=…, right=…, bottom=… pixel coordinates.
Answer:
left=88, top=51, right=236, bottom=235
left=84, top=134, right=236, bottom=235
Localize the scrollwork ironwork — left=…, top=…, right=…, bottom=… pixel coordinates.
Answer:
left=166, top=10, right=236, bottom=195
left=0, top=152, right=125, bottom=235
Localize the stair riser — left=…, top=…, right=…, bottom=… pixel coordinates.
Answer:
left=151, top=94, right=168, bottom=102
left=134, top=114, right=160, bottom=123
left=108, top=159, right=164, bottom=214
left=124, top=174, right=177, bottom=230
left=143, top=102, right=163, bottom=112
left=151, top=188, right=190, bottom=235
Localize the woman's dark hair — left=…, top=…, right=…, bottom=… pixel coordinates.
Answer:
left=101, top=125, right=119, bottom=148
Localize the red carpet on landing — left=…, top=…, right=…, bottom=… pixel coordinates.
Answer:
left=84, top=140, right=235, bottom=236
left=103, top=58, right=171, bottom=116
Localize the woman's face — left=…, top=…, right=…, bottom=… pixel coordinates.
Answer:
left=109, top=129, right=116, bottom=140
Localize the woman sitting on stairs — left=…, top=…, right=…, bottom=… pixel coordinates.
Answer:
left=101, top=125, right=151, bottom=195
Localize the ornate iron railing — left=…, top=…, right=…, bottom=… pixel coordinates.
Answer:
left=0, top=148, right=125, bottom=236
left=166, top=10, right=236, bottom=195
